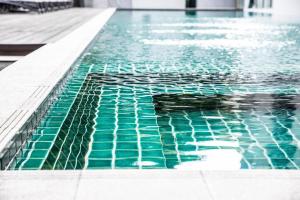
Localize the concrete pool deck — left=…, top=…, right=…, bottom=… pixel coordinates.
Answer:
left=0, top=8, right=116, bottom=169
left=0, top=170, right=300, bottom=200
left=0, top=8, right=103, bottom=45
left=0, top=8, right=105, bottom=71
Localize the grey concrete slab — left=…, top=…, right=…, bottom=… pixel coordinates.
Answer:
left=0, top=170, right=300, bottom=200
left=76, top=170, right=213, bottom=200
left=0, top=171, right=81, bottom=200
left=202, top=170, right=300, bottom=200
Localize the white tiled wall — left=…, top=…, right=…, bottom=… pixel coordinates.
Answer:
left=273, top=0, right=300, bottom=15
left=132, top=0, right=184, bottom=9
left=87, top=0, right=132, bottom=8
left=197, top=0, right=236, bottom=9
left=90, top=0, right=241, bottom=9
left=132, top=0, right=237, bottom=9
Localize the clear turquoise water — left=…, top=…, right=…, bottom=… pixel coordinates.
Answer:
left=12, top=11, right=300, bottom=170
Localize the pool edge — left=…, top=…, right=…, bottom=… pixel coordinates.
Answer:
left=0, top=169, right=300, bottom=200
left=0, top=8, right=116, bottom=170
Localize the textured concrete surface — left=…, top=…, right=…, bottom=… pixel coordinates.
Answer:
left=0, top=62, right=13, bottom=71
left=0, top=170, right=300, bottom=200
left=0, top=8, right=103, bottom=44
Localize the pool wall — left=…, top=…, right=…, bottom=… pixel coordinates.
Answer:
left=0, top=8, right=116, bottom=170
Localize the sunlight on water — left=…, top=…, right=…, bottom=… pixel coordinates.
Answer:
left=141, top=39, right=293, bottom=48
left=142, top=39, right=295, bottom=49
left=186, top=141, right=240, bottom=148
left=151, top=22, right=292, bottom=30
left=151, top=29, right=283, bottom=35
left=175, top=149, right=242, bottom=170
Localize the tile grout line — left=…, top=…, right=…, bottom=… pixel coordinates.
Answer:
left=199, top=171, right=217, bottom=200
left=217, top=110, right=252, bottom=169
left=84, top=63, right=107, bottom=168
left=133, top=87, right=142, bottom=169
left=73, top=170, right=83, bottom=200
left=64, top=75, right=96, bottom=169
left=74, top=75, right=99, bottom=168
left=111, top=86, right=120, bottom=169
left=51, top=66, right=94, bottom=169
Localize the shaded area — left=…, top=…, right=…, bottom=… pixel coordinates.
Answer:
left=153, top=93, right=300, bottom=112
left=0, top=44, right=44, bottom=56
left=42, top=74, right=101, bottom=169
left=0, top=61, right=13, bottom=71
left=154, top=93, right=300, bottom=169
left=268, top=94, right=298, bottom=169
left=88, top=72, right=300, bottom=86
left=0, top=0, right=72, bottom=13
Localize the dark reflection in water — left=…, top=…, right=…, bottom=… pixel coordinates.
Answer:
left=153, top=93, right=300, bottom=169
left=153, top=93, right=300, bottom=112
left=268, top=94, right=298, bottom=169
left=185, top=10, right=197, bottom=16
left=41, top=75, right=101, bottom=169
left=87, top=72, right=300, bottom=86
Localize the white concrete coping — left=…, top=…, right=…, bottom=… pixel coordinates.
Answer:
left=0, top=8, right=116, bottom=159
left=0, top=56, right=23, bottom=62
left=0, top=170, right=300, bottom=200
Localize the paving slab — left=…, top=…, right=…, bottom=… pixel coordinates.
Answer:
left=202, top=170, right=300, bottom=200
left=76, top=170, right=213, bottom=200
left=0, top=170, right=300, bottom=200
left=0, top=171, right=81, bottom=200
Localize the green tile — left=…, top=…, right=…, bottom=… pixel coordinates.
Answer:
left=22, top=159, right=43, bottom=169
left=33, top=142, right=52, bottom=149
left=141, top=142, right=162, bottom=150
left=93, top=134, right=114, bottom=142
left=88, top=160, right=112, bottom=168
left=116, top=142, right=138, bottom=150
left=115, top=158, right=138, bottom=168
left=30, top=150, right=49, bottom=158
left=116, top=150, right=138, bottom=158
left=89, top=150, right=112, bottom=159
left=117, top=135, right=137, bottom=142
left=142, top=150, right=164, bottom=158
left=92, top=142, right=113, bottom=150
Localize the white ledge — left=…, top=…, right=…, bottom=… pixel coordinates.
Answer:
left=0, top=170, right=300, bottom=200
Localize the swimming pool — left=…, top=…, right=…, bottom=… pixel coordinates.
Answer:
left=11, top=11, right=300, bottom=170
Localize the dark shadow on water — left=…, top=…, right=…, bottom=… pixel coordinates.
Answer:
left=185, top=10, right=197, bottom=16
left=153, top=93, right=300, bottom=169
left=268, top=94, right=298, bottom=169
left=86, top=72, right=300, bottom=87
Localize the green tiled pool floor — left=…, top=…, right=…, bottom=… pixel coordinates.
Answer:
left=11, top=11, right=300, bottom=170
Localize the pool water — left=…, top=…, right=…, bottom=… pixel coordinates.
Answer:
left=12, top=11, right=300, bottom=170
